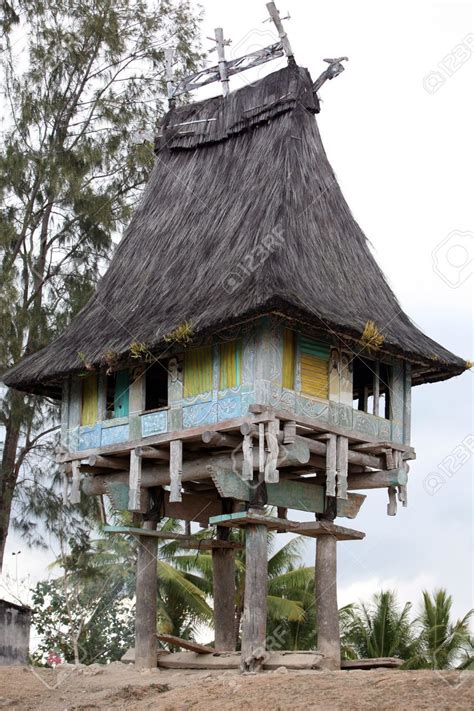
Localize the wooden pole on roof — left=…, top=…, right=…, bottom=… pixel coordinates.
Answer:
left=165, top=47, right=176, bottom=109
left=214, top=27, right=230, bottom=97
left=266, top=2, right=295, bottom=63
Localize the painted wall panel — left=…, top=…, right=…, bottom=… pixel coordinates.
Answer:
left=140, top=410, right=168, bottom=437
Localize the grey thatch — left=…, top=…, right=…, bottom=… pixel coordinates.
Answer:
left=3, top=64, right=467, bottom=396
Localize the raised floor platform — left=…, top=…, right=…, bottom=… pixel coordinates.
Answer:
left=208, top=511, right=365, bottom=541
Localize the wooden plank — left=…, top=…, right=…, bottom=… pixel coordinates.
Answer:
left=210, top=470, right=365, bottom=519
left=336, top=435, right=349, bottom=500
left=157, top=634, right=214, bottom=654
left=264, top=420, right=279, bottom=483
left=128, top=449, right=143, bottom=511
left=341, top=657, right=404, bottom=670
left=155, top=650, right=324, bottom=670
left=242, top=433, right=253, bottom=481
left=103, top=526, right=242, bottom=548
left=59, top=413, right=276, bottom=462
left=70, top=461, right=81, bottom=504
left=352, top=441, right=415, bottom=455
left=208, top=512, right=365, bottom=541
left=169, top=439, right=183, bottom=503
left=295, top=520, right=365, bottom=541
left=259, top=422, right=265, bottom=473
left=325, top=434, right=337, bottom=497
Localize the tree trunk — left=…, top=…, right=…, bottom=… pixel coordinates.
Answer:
left=0, top=399, right=22, bottom=571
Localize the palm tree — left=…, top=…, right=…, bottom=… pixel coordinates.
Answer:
left=341, top=590, right=417, bottom=661
left=170, top=528, right=313, bottom=648
left=408, top=589, right=473, bottom=669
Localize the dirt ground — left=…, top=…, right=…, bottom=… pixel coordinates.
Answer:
left=0, top=664, right=472, bottom=710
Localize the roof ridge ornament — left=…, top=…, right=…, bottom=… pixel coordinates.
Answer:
left=164, top=1, right=294, bottom=104
left=312, top=57, right=349, bottom=95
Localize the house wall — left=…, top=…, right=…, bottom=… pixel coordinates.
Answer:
left=61, top=318, right=411, bottom=451
left=0, top=600, right=31, bottom=666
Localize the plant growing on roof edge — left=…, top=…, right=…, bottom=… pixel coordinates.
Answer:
left=164, top=321, right=194, bottom=345
left=360, top=320, right=385, bottom=351
left=129, top=341, right=152, bottom=362
left=77, top=352, right=95, bottom=372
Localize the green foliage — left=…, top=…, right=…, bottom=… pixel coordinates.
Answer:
left=31, top=537, right=135, bottom=665
left=340, top=588, right=473, bottom=669
left=407, top=589, right=473, bottom=669
left=0, top=0, right=202, bottom=566
left=341, top=590, right=416, bottom=660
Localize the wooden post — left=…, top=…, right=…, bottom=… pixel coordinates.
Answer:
left=214, top=27, right=229, bottom=97
left=240, top=522, right=268, bottom=672
left=212, top=526, right=236, bottom=651
left=135, top=521, right=158, bottom=668
left=169, top=439, right=183, bottom=502
left=315, top=533, right=340, bottom=670
left=165, top=47, right=175, bottom=108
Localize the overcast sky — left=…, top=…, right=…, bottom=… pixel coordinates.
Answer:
left=2, top=0, right=473, bottom=625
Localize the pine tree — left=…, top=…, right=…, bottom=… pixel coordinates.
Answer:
left=0, top=0, right=202, bottom=568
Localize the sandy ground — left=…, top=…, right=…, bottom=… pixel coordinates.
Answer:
left=0, top=664, right=472, bottom=710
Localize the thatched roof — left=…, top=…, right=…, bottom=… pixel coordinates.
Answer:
left=3, top=64, right=467, bottom=396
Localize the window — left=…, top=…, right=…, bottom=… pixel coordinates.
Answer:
left=219, top=340, right=242, bottom=390
left=105, top=370, right=129, bottom=419
left=300, top=336, right=330, bottom=399
left=145, top=361, right=169, bottom=411
left=81, top=375, right=98, bottom=426
left=352, top=357, right=391, bottom=418
left=282, top=329, right=296, bottom=389
left=184, top=346, right=213, bottom=397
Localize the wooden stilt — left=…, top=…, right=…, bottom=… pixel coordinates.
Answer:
left=212, top=525, right=236, bottom=651
left=315, top=533, right=340, bottom=670
left=135, top=520, right=158, bottom=668
left=240, top=523, right=268, bottom=672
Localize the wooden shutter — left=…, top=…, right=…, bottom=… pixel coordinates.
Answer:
left=184, top=346, right=213, bottom=397
left=114, top=370, right=129, bottom=417
left=81, top=375, right=98, bottom=426
left=282, top=329, right=296, bottom=389
left=300, top=337, right=329, bottom=398
left=219, top=340, right=242, bottom=390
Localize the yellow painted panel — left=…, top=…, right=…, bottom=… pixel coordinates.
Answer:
left=301, top=354, right=329, bottom=399
left=282, top=329, right=295, bottom=389
left=81, top=375, right=98, bottom=426
left=219, top=340, right=242, bottom=390
left=184, top=346, right=213, bottom=397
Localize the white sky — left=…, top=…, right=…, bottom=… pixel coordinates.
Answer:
left=2, top=0, right=473, bottom=625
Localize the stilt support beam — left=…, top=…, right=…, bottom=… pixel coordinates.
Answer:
left=135, top=521, right=158, bottom=668
left=213, top=526, right=236, bottom=651
left=315, top=533, right=340, bottom=670
left=240, top=522, right=268, bottom=672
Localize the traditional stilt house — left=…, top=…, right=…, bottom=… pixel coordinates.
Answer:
left=4, top=3, right=469, bottom=672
